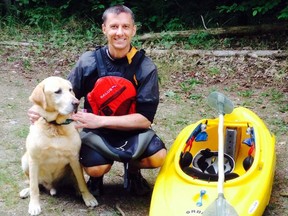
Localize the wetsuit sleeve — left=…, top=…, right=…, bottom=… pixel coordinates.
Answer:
left=136, top=58, right=160, bottom=123
left=67, top=51, right=97, bottom=100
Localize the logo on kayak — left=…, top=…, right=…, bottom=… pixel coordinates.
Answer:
left=248, top=200, right=259, bottom=214
left=185, top=209, right=203, bottom=215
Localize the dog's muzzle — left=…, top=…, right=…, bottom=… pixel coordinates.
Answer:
left=73, top=100, right=80, bottom=113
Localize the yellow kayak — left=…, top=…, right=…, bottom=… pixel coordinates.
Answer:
left=150, top=106, right=276, bottom=216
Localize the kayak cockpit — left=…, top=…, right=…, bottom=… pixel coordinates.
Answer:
left=178, top=119, right=255, bottom=182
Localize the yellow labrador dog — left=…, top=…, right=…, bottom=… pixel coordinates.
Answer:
left=19, top=76, right=98, bottom=215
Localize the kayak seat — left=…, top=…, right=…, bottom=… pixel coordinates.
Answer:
left=182, top=166, right=239, bottom=181
left=179, top=151, right=193, bottom=168
left=180, top=148, right=239, bottom=181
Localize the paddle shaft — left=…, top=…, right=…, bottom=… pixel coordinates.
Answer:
left=218, top=114, right=224, bottom=194
left=203, top=92, right=239, bottom=216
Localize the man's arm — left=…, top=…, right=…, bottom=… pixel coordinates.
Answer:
left=71, top=111, right=151, bottom=130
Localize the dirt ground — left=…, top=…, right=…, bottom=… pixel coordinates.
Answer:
left=0, top=43, right=287, bottom=216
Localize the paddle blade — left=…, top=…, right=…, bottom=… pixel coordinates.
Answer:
left=207, top=92, right=234, bottom=115
left=203, top=194, right=238, bottom=216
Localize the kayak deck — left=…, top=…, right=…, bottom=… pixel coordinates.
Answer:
left=150, top=107, right=276, bottom=216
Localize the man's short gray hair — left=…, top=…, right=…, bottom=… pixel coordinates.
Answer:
left=102, top=5, right=135, bottom=24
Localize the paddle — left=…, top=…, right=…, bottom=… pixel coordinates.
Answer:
left=203, top=91, right=238, bottom=216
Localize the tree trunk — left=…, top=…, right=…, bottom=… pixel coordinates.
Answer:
left=145, top=49, right=288, bottom=58
left=138, top=23, right=288, bottom=41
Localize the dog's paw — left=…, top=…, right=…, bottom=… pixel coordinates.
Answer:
left=28, top=200, right=41, bottom=215
left=83, top=192, right=98, bottom=207
left=19, top=188, right=30, bottom=198
left=50, top=188, right=57, bottom=196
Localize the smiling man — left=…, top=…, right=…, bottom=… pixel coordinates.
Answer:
left=67, top=5, right=167, bottom=197
left=102, top=7, right=136, bottom=58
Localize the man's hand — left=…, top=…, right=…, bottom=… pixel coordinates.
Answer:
left=72, top=111, right=151, bottom=131
left=72, top=111, right=99, bottom=129
left=28, top=108, right=41, bottom=124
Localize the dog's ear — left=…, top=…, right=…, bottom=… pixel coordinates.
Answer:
left=29, top=82, right=47, bottom=109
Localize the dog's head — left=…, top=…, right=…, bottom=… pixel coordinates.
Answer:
left=29, top=76, right=79, bottom=116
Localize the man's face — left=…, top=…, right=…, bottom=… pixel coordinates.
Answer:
left=102, top=12, right=136, bottom=57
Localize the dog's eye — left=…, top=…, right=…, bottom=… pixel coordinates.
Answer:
left=55, top=89, right=62, bottom=94
left=69, top=88, right=73, bottom=92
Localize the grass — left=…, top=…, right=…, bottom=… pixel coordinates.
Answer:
left=0, top=137, right=24, bottom=207
left=0, top=169, right=20, bottom=206
left=207, top=67, right=221, bottom=76
left=15, top=127, right=29, bottom=139
left=180, top=78, right=203, bottom=92
left=237, top=89, right=254, bottom=98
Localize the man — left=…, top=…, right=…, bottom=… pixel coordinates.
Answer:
left=29, top=5, right=166, bottom=196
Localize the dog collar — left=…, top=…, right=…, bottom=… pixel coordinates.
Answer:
left=48, top=119, right=74, bottom=125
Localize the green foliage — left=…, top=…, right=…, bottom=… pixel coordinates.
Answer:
left=278, top=7, right=288, bottom=19
left=218, top=3, right=245, bottom=13
left=180, top=78, right=202, bottom=92
left=1, top=0, right=287, bottom=49
left=270, top=88, right=284, bottom=102
left=165, top=18, right=184, bottom=31
left=252, top=1, right=281, bottom=16
left=217, top=0, right=288, bottom=20
left=270, top=118, right=288, bottom=136
left=279, top=103, right=288, bottom=113
left=188, top=32, right=217, bottom=49
left=158, top=33, right=177, bottom=49
left=207, top=67, right=220, bottom=76
left=146, top=15, right=165, bottom=31
left=16, top=127, right=29, bottom=138
left=23, top=58, right=31, bottom=70
left=23, top=6, right=63, bottom=30
left=238, top=90, right=254, bottom=98
left=1, top=0, right=287, bottom=36
left=189, top=94, right=202, bottom=100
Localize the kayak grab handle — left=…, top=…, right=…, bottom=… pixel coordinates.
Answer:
left=196, top=189, right=206, bottom=207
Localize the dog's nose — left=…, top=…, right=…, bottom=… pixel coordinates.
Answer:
left=73, top=100, right=80, bottom=113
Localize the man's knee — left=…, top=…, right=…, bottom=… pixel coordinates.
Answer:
left=84, top=164, right=112, bottom=177
left=153, top=148, right=167, bottom=167
left=142, top=148, right=167, bottom=168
